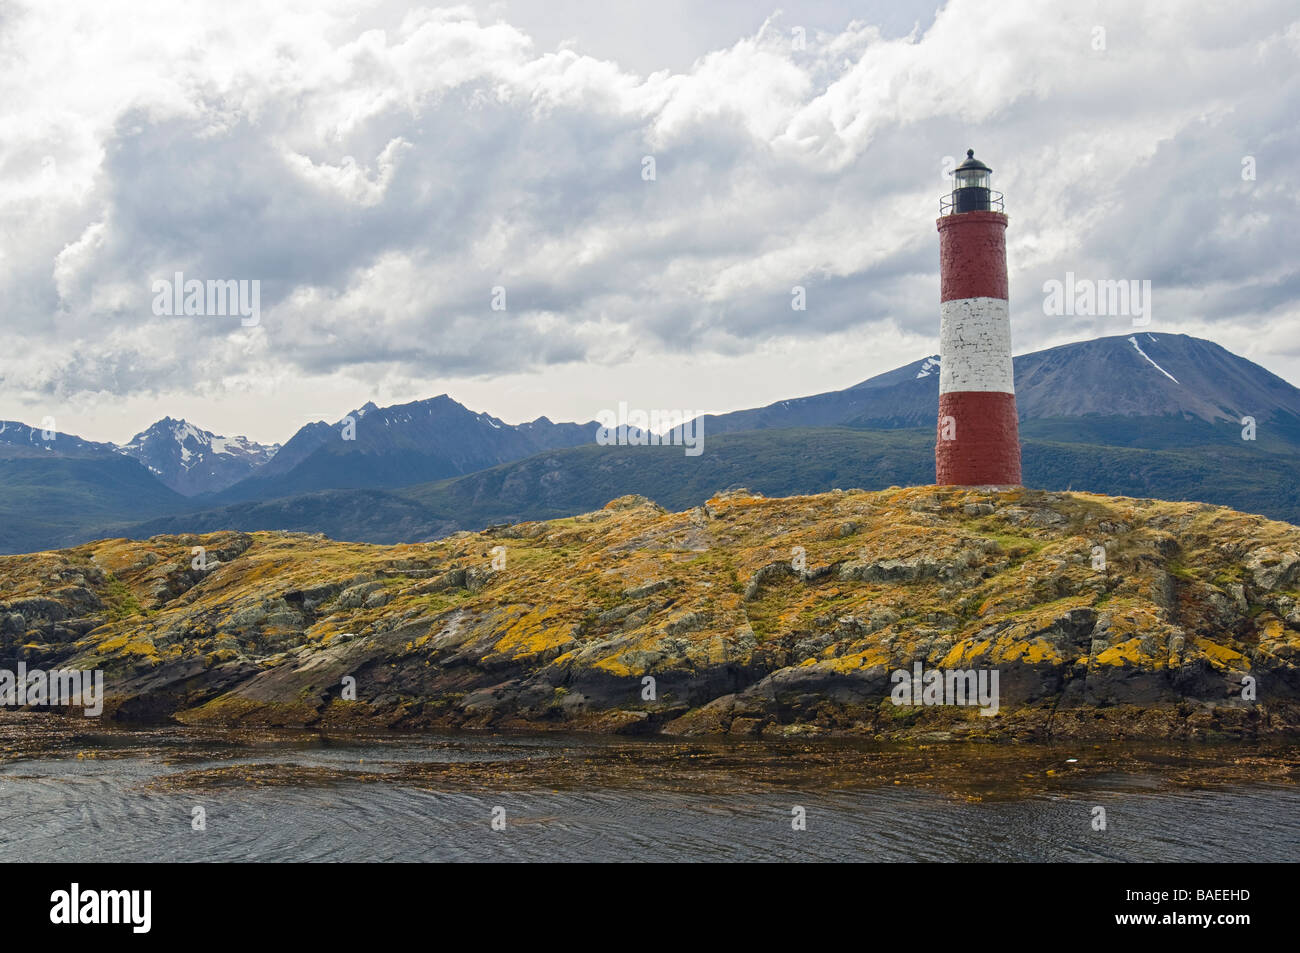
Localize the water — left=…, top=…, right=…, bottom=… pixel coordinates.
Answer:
left=1, top=716, right=1297, bottom=862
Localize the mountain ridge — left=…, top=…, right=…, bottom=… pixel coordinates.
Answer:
left=207, top=394, right=601, bottom=503
left=696, top=333, right=1300, bottom=437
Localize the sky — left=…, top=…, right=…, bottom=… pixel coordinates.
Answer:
left=1, top=0, right=1297, bottom=445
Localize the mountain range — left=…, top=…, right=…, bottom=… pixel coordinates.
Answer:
left=2, top=332, right=1298, bottom=554
left=0, top=416, right=278, bottom=494
left=209, top=396, right=599, bottom=502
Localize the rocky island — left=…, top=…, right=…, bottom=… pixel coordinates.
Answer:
left=3, top=486, right=1298, bottom=741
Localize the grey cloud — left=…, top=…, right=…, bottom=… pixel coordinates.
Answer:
left=2, top=0, right=1297, bottom=408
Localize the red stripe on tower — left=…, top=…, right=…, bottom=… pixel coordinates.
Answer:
left=935, top=150, right=1021, bottom=486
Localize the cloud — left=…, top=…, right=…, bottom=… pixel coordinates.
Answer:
left=0, top=0, right=1297, bottom=441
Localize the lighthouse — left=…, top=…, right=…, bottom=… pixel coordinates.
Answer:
left=935, top=149, right=1021, bottom=486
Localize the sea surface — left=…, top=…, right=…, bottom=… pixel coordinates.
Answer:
left=1, top=716, right=1297, bottom=862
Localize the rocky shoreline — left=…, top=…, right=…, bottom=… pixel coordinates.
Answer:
left=2, top=486, right=1299, bottom=741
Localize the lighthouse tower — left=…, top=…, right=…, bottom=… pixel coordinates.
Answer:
left=935, top=150, right=1021, bottom=486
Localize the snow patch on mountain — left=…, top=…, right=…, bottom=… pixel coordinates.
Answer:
left=1128, top=336, right=1180, bottom=384
left=116, top=417, right=281, bottom=495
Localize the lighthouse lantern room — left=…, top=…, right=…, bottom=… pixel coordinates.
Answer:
left=944, top=149, right=1002, bottom=214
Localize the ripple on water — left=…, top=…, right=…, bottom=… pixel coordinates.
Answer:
left=0, top=726, right=1297, bottom=862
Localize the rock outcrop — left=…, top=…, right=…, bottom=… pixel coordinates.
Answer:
left=2, top=486, right=1299, bottom=740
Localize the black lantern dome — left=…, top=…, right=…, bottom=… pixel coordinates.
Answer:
left=942, top=149, right=1003, bottom=214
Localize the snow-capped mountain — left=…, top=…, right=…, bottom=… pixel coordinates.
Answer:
left=118, top=417, right=280, bottom=496
left=0, top=419, right=120, bottom=458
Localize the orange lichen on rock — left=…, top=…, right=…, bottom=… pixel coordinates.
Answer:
left=1, top=486, right=1298, bottom=739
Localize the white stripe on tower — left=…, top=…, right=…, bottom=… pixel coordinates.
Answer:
left=938, top=297, right=1014, bottom=395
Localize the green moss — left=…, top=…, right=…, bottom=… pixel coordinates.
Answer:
left=414, top=590, right=470, bottom=614
left=882, top=701, right=923, bottom=724
left=1213, top=569, right=1244, bottom=587
left=103, top=576, right=143, bottom=622
left=983, top=532, right=1045, bottom=557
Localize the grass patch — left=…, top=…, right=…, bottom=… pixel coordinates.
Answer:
left=103, top=576, right=144, bottom=621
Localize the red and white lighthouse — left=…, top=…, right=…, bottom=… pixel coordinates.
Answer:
left=935, top=149, right=1021, bottom=486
